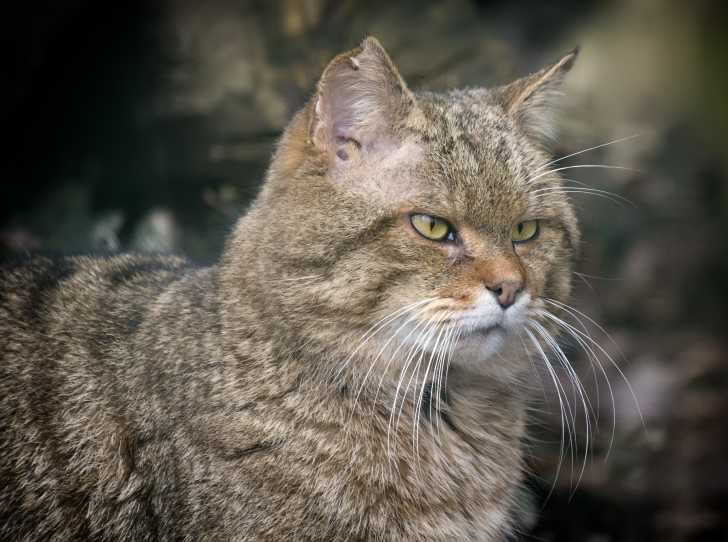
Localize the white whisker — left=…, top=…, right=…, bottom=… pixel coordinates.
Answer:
left=527, top=163, right=639, bottom=185
left=414, top=313, right=451, bottom=461
left=542, top=298, right=645, bottom=454
left=349, top=301, right=439, bottom=421
left=277, top=274, right=323, bottom=282
left=387, top=310, right=443, bottom=465
left=333, top=297, right=436, bottom=385
left=433, top=321, right=457, bottom=440
left=533, top=134, right=641, bottom=174
left=535, top=306, right=644, bottom=462
left=535, top=309, right=615, bottom=457
left=441, top=325, right=463, bottom=421
left=524, top=327, right=570, bottom=504
left=396, top=313, right=446, bottom=453
left=530, top=320, right=592, bottom=494
left=530, top=187, right=635, bottom=208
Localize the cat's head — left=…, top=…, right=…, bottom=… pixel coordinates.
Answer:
left=226, top=37, right=579, bottom=381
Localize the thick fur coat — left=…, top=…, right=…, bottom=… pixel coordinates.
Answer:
left=0, top=38, right=579, bottom=541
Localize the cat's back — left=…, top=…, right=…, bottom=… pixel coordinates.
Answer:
left=0, top=254, right=190, bottom=335
left=0, top=253, right=213, bottom=412
left=0, top=254, right=207, bottom=540
left=1, top=254, right=199, bottom=390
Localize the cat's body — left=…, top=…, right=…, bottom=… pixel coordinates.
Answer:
left=0, top=255, right=522, bottom=541
left=1, top=39, right=579, bottom=541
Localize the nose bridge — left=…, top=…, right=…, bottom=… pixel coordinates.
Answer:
left=473, top=250, right=525, bottom=286
left=473, top=249, right=526, bottom=309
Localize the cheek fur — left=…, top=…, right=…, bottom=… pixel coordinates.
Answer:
left=516, top=226, right=573, bottom=301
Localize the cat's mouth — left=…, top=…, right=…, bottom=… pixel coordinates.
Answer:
left=472, top=324, right=505, bottom=338
left=455, top=321, right=509, bottom=361
left=458, top=316, right=509, bottom=338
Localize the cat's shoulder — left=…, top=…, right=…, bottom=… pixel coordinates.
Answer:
left=1, top=252, right=192, bottom=290
left=0, top=253, right=195, bottom=324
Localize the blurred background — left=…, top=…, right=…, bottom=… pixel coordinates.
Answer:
left=3, top=1, right=727, bottom=540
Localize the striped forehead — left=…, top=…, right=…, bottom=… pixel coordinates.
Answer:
left=417, top=92, right=539, bottom=224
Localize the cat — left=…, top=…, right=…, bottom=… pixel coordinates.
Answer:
left=0, top=37, right=579, bottom=541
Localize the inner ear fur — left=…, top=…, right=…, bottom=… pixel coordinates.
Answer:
left=308, top=37, right=417, bottom=161
left=497, top=48, right=579, bottom=143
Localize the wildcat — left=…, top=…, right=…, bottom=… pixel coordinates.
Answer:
left=0, top=38, right=579, bottom=541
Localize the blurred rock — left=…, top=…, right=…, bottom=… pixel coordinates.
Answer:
left=130, top=208, right=179, bottom=254
left=91, top=211, right=124, bottom=253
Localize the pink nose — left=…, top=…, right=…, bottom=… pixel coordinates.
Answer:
left=485, top=280, right=523, bottom=309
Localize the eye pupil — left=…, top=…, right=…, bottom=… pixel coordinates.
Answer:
left=512, top=219, right=539, bottom=243
left=410, top=213, right=455, bottom=243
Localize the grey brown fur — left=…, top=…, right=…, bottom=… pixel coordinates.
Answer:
left=1, top=38, right=579, bottom=541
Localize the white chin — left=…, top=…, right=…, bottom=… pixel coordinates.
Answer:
left=456, top=327, right=507, bottom=362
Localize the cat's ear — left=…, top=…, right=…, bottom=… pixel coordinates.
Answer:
left=309, top=37, right=416, bottom=163
left=496, top=48, right=578, bottom=143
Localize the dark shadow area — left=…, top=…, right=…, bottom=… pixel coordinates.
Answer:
left=3, top=1, right=728, bottom=539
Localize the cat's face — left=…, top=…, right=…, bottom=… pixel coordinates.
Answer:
left=246, top=38, right=578, bottom=379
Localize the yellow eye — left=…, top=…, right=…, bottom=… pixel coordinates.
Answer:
left=511, top=220, right=539, bottom=243
left=410, top=214, right=454, bottom=242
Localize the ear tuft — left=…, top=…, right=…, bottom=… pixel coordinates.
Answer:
left=497, top=48, right=579, bottom=143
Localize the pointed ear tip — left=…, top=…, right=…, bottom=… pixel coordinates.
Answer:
left=360, top=36, right=397, bottom=62
left=355, top=36, right=399, bottom=69
left=561, top=46, right=580, bottom=69
left=361, top=36, right=384, bottom=50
